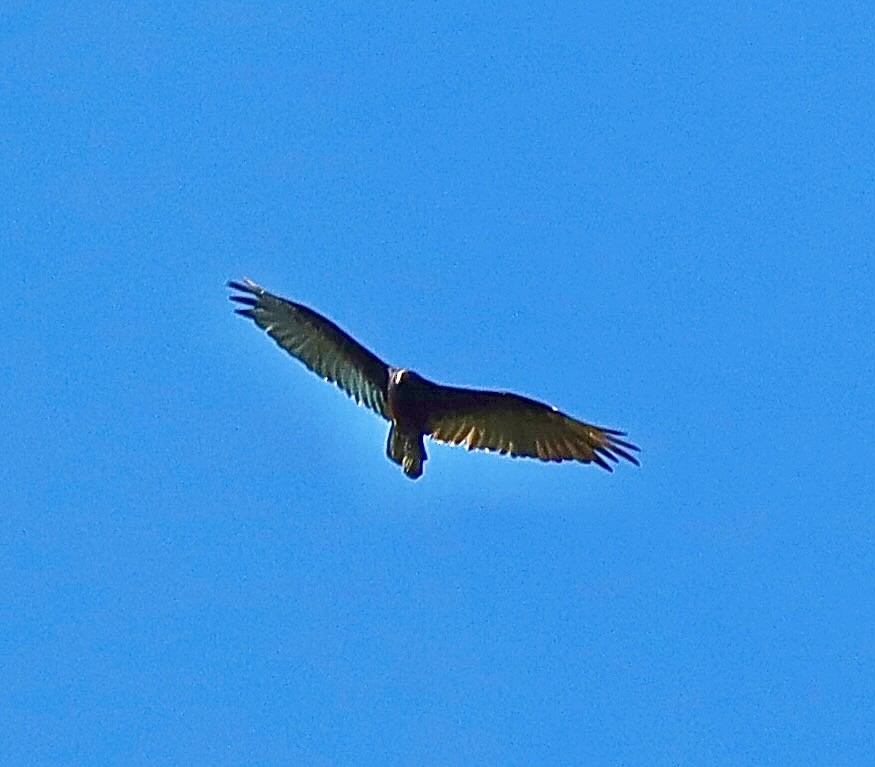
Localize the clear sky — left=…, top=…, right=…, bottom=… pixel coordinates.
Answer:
left=2, top=3, right=873, bottom=765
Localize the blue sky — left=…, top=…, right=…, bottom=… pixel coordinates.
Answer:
left=2, top=2, right=873, bottom=764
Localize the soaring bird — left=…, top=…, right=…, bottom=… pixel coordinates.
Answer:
left=228, top=278, right=639, bottom=479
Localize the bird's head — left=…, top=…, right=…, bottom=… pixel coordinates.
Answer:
left=391, top=369, right=426, bottom=391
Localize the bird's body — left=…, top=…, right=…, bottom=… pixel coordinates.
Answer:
left=385, top=369, right=429, bottom=477
left=229, top=278, right=639, bottom=479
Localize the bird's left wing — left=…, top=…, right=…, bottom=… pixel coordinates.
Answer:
left=425, top=385, right=639, bottom=471
left=228, top=279, right=390, bottom=418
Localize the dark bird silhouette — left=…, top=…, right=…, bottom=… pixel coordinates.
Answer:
left=228, top=278, right=639, bottom=479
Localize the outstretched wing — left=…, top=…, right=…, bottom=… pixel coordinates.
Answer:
left=228, top=278, right=390, bottom=418
left=425, top=385, right=639, bottom=471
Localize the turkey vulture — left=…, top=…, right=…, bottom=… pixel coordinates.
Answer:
left=228, top=278, right=639, bottom=479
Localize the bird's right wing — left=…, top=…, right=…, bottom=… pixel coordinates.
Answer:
left=228, top=279, right=390, bottom=418
left=425, top=384, right=639, bottom=471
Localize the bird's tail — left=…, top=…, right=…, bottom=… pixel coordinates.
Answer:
left=387, top=426, right=426, bottom=479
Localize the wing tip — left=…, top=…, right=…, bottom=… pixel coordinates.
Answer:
left=591, top=452, right=614, bottom=472
left=229, top=279, right=265, bottom=319
left=603, top=437, right=641, bottom=467
left=227, top=278, right=262, bottom=295
left=596, top=425, right=641, bottom=466
left=594, top=445, right=620, bottom=463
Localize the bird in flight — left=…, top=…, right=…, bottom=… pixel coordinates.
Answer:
left=228, top=278, right=639, bottom=479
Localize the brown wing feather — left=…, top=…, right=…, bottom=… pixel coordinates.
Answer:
left=228, top=278, right=390, bottom=418
left=425, top=385, right=639, bottom=471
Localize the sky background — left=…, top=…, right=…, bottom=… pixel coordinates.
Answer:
left=2, top=2, right=873, bottom=765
